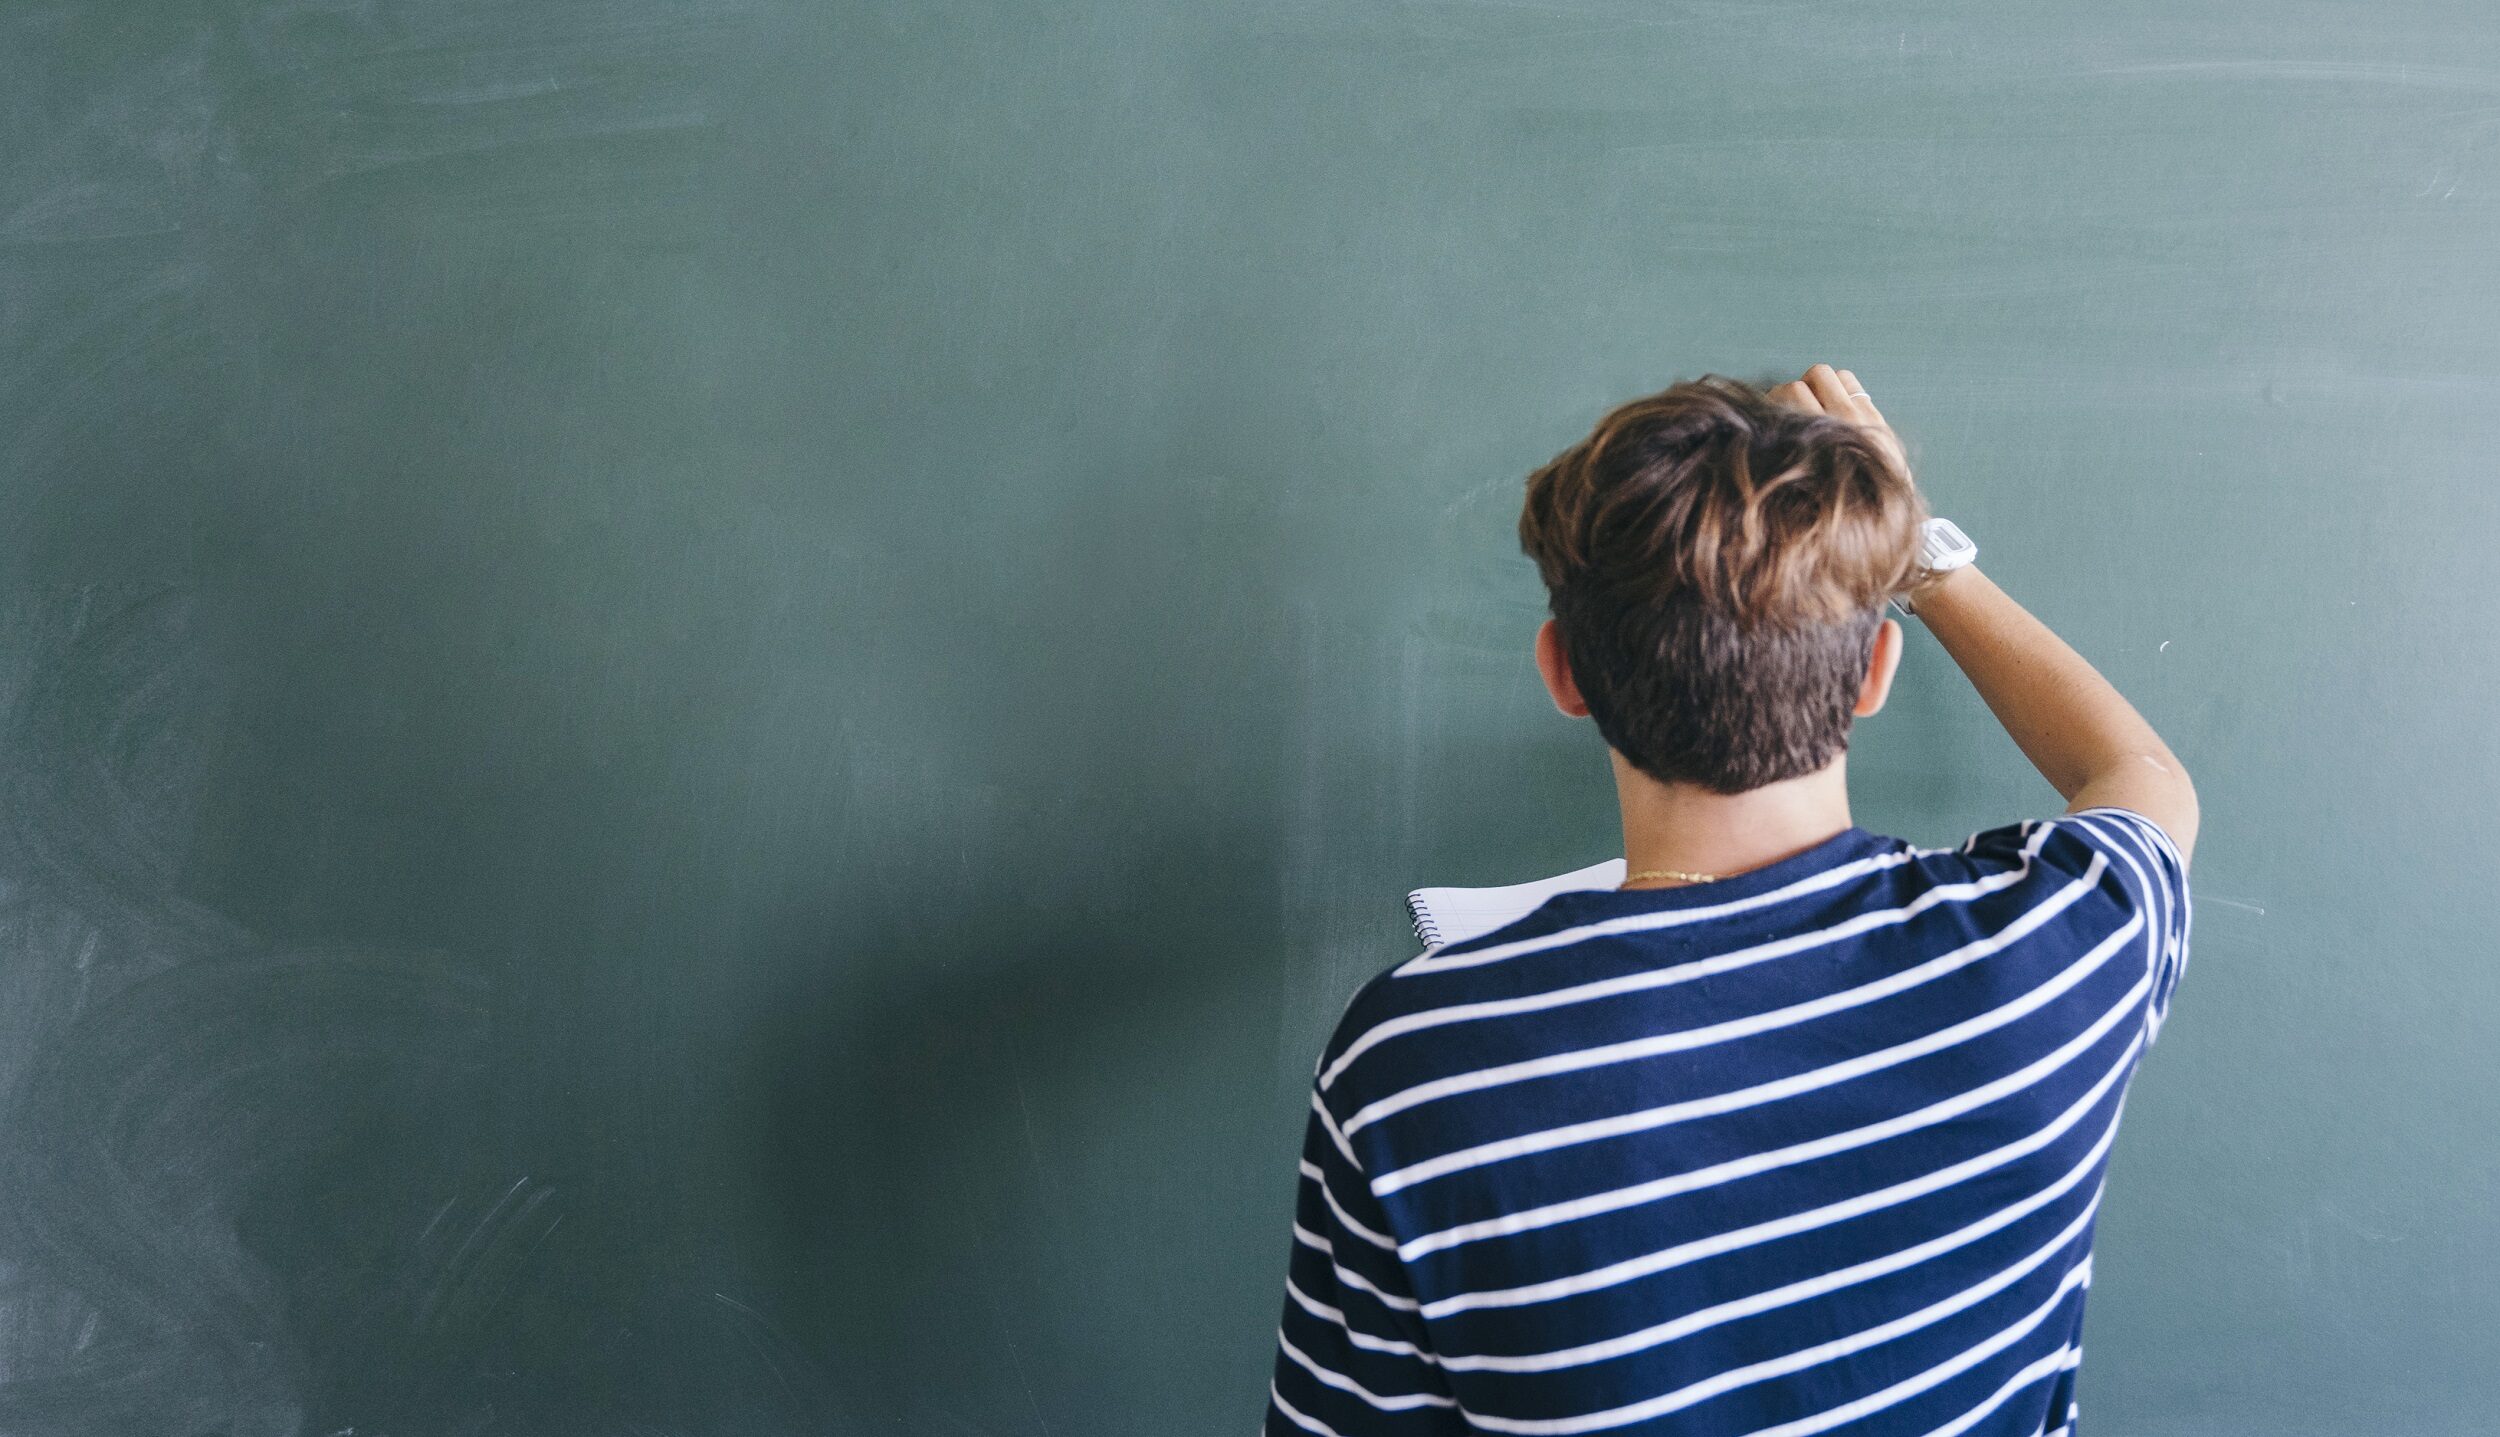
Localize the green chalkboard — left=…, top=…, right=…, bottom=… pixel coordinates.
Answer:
left=1, top=1, right=2493, bottom=1432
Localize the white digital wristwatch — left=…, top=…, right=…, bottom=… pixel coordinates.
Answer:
left=1896, top=517, right=1977, bottom=616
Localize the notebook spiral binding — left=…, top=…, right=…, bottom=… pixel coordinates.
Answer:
left=1405, top=891, right=1444, bottom=949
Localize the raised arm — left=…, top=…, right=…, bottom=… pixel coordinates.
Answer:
left=1911, top=564, right=2198, bottom=863
left=1771, top=364, right=2200, bottom=865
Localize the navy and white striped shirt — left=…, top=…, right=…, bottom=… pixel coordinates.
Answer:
left=1268, top=808, right=2190, bottom=1437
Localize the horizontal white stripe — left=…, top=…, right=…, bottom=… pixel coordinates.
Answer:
left=1292, top=1223, right=1420, bottom=1313
left=2069, top=813, right=2165, bottom=967
left=1301, top=1159, right=1398, bottom=1251
left=2082, top=807, right=2187, bottom=982
left=1276, top=1329, right=1458, bottom=1412
left=1391, top=847, right=1928, bottom=978
left=1399, top=930, right=2145, bottom=1262
left=1269, top=1383, right=1340, bottom=1437
left=1727, top=1261, right=2092, bottom=1437
left=2077, top=806, right=2176, bottom=867
left=1921, top=1339, right=2084, bottom=1437
left=1349, top=853, right=2107, bottom=1137
left=2072, top=810, right=2168, bottom=926
left=2160, top=869, right=2192, bottom=1039
left=1284, top=1279, right=1439, bottom=1365
left=2067, top=811, right=2178, bottom=1040
left=1463, top=1193, right=2102, bottom=1433
left=1327, top=827, right=2061, bottom=1091
left=1420, top=1025, right=2142, bottom=1317
left=1376, top=911, right=2142, bottom=1195
left=1445, top=1109, right=2121, bottom=1374
left=2112, top=810, right=2187, bottom=986
left=1312, top=1091, right=1362, bottom=1169
left=2071, top=805, right=2184, bottom=874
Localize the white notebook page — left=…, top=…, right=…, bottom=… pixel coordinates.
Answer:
left=1404, top=858, right=1627, bottom=950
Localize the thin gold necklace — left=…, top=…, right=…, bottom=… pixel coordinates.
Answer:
left=1622, top=867, right=1726, bottom=887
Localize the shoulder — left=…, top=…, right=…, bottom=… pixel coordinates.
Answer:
left=1304, top=925, right=1543, bottom=1121
left=1904, top=806, right=2192, bottom=974
left=1312, top=955, right=1438, bottom=1083
left=1945, top=807, right=2187, bottom=900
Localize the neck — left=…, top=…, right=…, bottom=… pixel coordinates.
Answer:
left=1612, top=751, right=1854, bottom=888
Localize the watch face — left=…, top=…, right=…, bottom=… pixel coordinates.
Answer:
left=1921, top=518, right=1975, bottom=569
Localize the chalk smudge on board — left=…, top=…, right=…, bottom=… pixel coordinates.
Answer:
left=0, top=587, right=494, bottom=1437
left=2088, top=59, right=2500, bottom=91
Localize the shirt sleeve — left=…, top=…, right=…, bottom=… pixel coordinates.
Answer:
left=1265, top=1087, right=1466, bottom=1437
left=1961, top=805, right=2193, bottom=1041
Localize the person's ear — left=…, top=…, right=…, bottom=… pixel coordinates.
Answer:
left=1854, top=616, right=1904, bottom=717
left=1535, top=619, right=1591, bottom=718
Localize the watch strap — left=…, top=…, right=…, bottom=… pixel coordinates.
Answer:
left=1899, top=518, right=1976, bottom=617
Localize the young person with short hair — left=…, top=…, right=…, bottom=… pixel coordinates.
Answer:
left=1266, top=364, right=2196, bottom=1437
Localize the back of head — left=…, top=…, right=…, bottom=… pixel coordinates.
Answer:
left=1518, top=375, right=1925, bottom=794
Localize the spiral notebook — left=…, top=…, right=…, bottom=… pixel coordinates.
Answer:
left=1404, top=858, right=1627, bottom=951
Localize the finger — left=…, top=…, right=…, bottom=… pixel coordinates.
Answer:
left=1804, top=363, right=1861, bottom=418
left=1768, top=378, right=1823, bottom=414
left=1835, top=368, right=1886, bottom=426
left=1831, top=368, right=1910, bottom=476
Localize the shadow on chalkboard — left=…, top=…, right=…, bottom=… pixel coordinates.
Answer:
left=730, top=808, right=1302, bottom=1414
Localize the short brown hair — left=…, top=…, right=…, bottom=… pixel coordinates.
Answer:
left=1518, top=375, right=1925, bottom=793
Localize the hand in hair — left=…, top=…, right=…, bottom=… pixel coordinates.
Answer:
left=1771, top=361, right=2201, bottom=863
left=1767, top=364, right=1910, bottom=480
